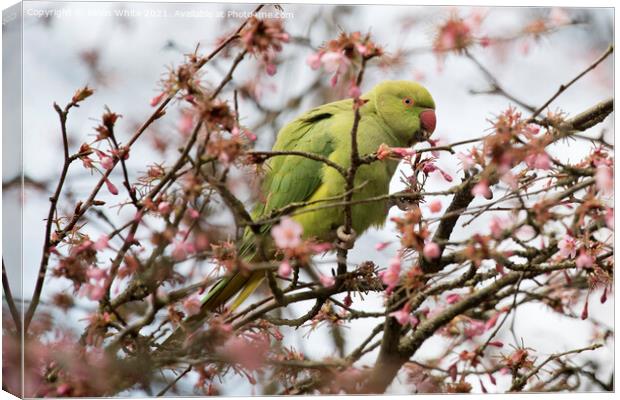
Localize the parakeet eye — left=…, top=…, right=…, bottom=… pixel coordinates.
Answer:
left=402, top=97, right=415, bottom=106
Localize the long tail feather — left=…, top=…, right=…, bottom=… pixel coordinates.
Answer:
left=230, top=273, right=265, bottom=310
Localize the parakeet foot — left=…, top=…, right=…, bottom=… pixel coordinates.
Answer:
left=336, top=226, right=357, bottom=250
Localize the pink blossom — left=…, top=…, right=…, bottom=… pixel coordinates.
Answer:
left=171, top=242, right=188, bottom=261
left=464, top=319, right=486, bottom=338
left=525, top=152, right=551, bottom=170
left=519, top=40, right=531, bottom=55
left=150, top=92, right=165, bottom=107
left=265, top=63, right=277, bottom=76
left=412, top=68, right=426, bottom=81
left=595, top=165, right=613, bottom=194
left=516, top=224, right=536, bottom=240
left=427, top=138, right=441, bottom=157
left=233, top=127, right=257, bottom=142
left=423, top=242, right=441, bottom=260
left=457, top=151, right=475, bottom=170
left=100, top=156, right=114, bottom=170
left=348, top=83, right=361, bottom=99
left=306, top=52, right=322, bottom=69
left=525, top=124, right=540, bottom=136
left=105, top=178, right=119, bottom=195
left=178, top=111, right=194, bottom=136
left=500, top=171, right=518, bottom=190
left=56, top=384, right=71, bottom=396
left=379, top=256, right=401, bottom=292
left=81, top=283, right=106, bottom=301
left=375, top=241, right=391, bottom=251
left=93, top=235, right=109, bottom=251
left=484, top=312, right=500, bottom=331
left=319, top=274, right=335, bottom=287
left=310, top=242, right=332, bottom=253
left=319, top=51, right=351, bottom=87
left=438, top=169, right=453, bottom=182
left=183, top=295, right=202, bottom=316
left=600, top=287, right=608, bottom=304
left=581, top=297, right=589, bottom=320
left=429, top=199, right=442, bottom=213
left=391, top=147, right=416, bottom=158
left=219, top=336, right=268, bottom=370
left=320, top=51, right=350, bottom=74
left=187, top=208, right=200, bottom=220
left=558, top=235, right=577, bottom=259
left=376, top=143, right=392, bottom=160
left=575, top=251, right=594, bottom=269
left=472, top=180, right=492, bottom=199
left=158, top=201, right=172, bottom=215
left=194, top=233, right=210, bottom=252
left=479, top=36, right=492, bottom=47
left=549, top=7, right=571, bottom=26
left=489, top=216, right=510, bottom=239
left=445, top=293, right=461, bottom=304
left=389, top=303, right=418, bottom=327
left=496, top=263, right=505, bottom=275
left=356, top=43, right=368, bottom=56
left=87, top=267, right=107, bottom=281
left=278, top=260, right=292, bottom=278
left=605, top=208, right=614, bottom=230
left=271, top=217, right=303, bottom=249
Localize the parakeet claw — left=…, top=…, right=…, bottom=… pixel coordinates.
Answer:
left=336, top=226, right=357, bottom=249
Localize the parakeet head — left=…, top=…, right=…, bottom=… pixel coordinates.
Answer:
left=370, top=80, right=436, bottom=146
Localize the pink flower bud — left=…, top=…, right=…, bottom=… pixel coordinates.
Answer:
left=87, top=267, right=107, bottom=281
left=472, top=180, right=492, bottom=199
left=348, top=84, right=361, bottom=99
left=158, top=201, right=172, bottom=215
left=187, top=208, right=200, bottom=220
left=580, top=297, right=589, bottom=320
left=391, top=147, right=416, bottom=158
left=375, top=241, right=390, bottom=251
left=575, top=251, right=594, bottom=269
left=319, top=274, right=335, bottom=287
left=278, top=260, right=292, bottom=278
left=306, top=52, right=322, bottom=69
left=93, top=235, right=109, bottom=251
left=100, top=156, right=114, bottom=170
left=183, top=295, right=202, bottom=316
left=595, top=165, right=613, bottom=194
left=376, top=143, right=391, bottom=160
left=172, top=242, right=188, bottom=261
left=429, top=199, right=442, bottom=213
left=600, top=287, right=608, bottom=304
left=423, top=242, right=441, bottom=260
left=150, top=92, right=165, bottom=107
left=446, top=293, right=461, bottom=304
left=265, top=63, right=277, bottom=76
left=605, top=208, right=614, bottom=230
left=105, top=178, right=119, bottom=195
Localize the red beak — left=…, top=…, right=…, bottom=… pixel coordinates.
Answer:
left=420, top=109, right=436, bottom=134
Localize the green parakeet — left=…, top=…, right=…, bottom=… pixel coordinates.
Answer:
left=199, top=80, right=436, bottom=313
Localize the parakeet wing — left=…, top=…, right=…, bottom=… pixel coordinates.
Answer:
left=257, top=98, right=352, bottom=216
left=201, top=99, right=351, bottom=311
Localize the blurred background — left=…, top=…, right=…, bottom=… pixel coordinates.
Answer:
left=2, top=1, right=613, bottom=395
